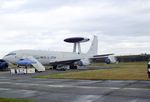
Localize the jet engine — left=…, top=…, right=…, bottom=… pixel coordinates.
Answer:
left=74, top=58, right=91, bottom=66
left=0, top=59, right=8, bottom=71
left=105, top=55, right=117, bottom=64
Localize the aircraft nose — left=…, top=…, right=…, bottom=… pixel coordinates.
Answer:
left=3, top=56, right=10, bottom=62
left=3, top=55, right=15, bottom=63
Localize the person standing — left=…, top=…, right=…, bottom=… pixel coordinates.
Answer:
left=147, top=61, right=150, bottom=78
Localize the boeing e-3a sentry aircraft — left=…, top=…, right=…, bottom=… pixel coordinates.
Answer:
left=3, top=36, right=117, bottom=71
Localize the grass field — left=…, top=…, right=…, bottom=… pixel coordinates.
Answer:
left=35, top=62, right=150, bottom=80
left=0, top=98, right=32, bottom=102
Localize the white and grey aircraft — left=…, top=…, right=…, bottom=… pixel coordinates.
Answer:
left=3, top=36, right=117, bottom=71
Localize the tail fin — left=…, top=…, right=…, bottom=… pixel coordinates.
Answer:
left=87, top=36, right=98, bottom=56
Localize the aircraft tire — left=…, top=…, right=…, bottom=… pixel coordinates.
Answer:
left=53, top=65, right=57, bottom=70
left=70, top=65, right=77, bottom=69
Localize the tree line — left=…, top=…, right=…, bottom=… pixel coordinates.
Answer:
left=93, top=54, right=150, bottom=63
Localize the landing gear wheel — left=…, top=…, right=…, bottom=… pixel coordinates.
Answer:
left=70, top=65, right=77, bottom=69
left=53, top=65, right=57, bottom=70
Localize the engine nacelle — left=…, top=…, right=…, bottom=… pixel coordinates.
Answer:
left=0, top=59, right=8, bottom=71
left=74, top=58, right=91, bottom=66
left=105, top=55, right=117, bottom=64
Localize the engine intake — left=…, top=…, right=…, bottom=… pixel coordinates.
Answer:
left=105, top=55, right=117, bottom=64
left=0, top=59, right=8, bottom=71
left=74, top=58, right=91, bottom=66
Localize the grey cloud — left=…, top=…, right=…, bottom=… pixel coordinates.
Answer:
left=0, top=0, right=87, bottom=13
left=0, top=0, right=150, bottom=57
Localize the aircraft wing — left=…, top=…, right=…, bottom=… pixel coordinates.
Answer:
left=49, top=54, right=117, bottom=65
left=93, top=53, right=114, bottom=57
left=49, top=59, right=80, bottom=65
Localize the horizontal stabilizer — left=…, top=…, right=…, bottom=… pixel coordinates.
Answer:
left=93, top=54, right=114, bottom=57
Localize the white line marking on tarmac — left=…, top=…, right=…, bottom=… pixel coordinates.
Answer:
left=130, top=99, right=138, bottom=102
left=73, top=95, right=100, bottom=102
left=0, top=82, right=11, bottom=84
left=0, top=88, right=11, bottom=91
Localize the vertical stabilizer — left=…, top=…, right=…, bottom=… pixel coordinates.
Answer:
left=87, top=36, right=98, bottom=56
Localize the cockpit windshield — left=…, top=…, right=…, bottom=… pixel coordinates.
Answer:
left=5, top=53, right=16, bottom=56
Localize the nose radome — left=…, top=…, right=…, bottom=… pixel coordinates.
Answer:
left=3, top=56, right=9, bottom=62
left=3, top=55, right=15, bottom=63
left=3, top=55, right=7, bottom=60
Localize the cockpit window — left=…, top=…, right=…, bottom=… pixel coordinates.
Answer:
left=5, top=53, right=16, bottom=56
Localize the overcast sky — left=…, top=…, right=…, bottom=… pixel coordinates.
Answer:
left=0, top=0, right=150, bottom=58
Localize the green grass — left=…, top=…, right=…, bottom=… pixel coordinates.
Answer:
left=0, top=98, right=32, bottom=102
left=35, top=62, right=150, bottom=80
